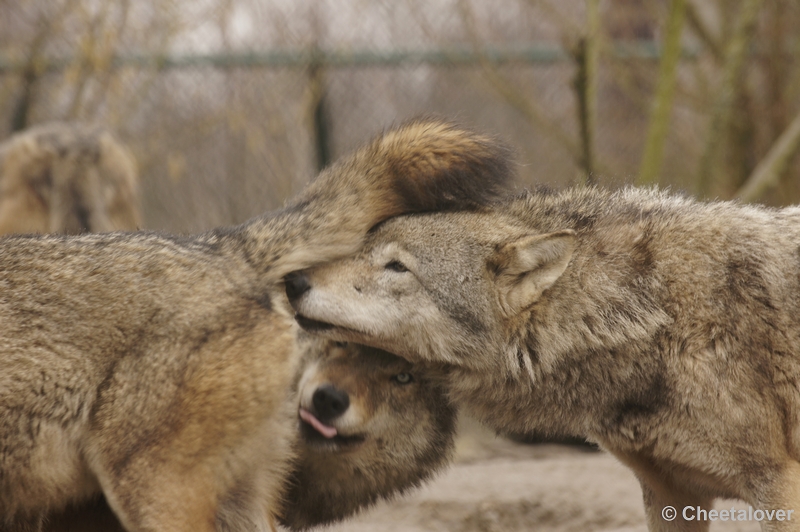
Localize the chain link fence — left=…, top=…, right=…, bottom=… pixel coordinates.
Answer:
left=1, top=0, right=799, bottom=232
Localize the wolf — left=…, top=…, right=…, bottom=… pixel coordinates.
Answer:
left=280, top=336, right=456, bottom=529
left=0, top=122, right=141, bottom=235
left=43, top=338, right=457, bottom=532
left=0, top=118, right=510, bottom=532
left=287, top=185, right=800, bottom=531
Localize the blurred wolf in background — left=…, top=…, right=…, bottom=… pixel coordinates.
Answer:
left=0, top=122, right=141, bottom=235
left=288, top=186, right=800, bottom=531
left=0, top=119, right=511, bottom=532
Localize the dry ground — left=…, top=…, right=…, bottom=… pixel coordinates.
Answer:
left=315, top=416, right=761, bottom=532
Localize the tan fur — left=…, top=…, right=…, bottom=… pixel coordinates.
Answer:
left=289, top=186, right=800, bottom=531
left=41, top=338, right=456, bottom=532
left=0, top=123, right=141, bottom=235
left=0, top=119, right=510, bottom=532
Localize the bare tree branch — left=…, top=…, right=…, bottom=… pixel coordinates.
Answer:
left=684, top=0, right=722, bottom=62
left=695, top=0, right=763, bottom=197
left=574, top=0, right=600, bottom=185
left=637, top=0, right=687, bottom=185
left=455, top=0, right=582, bottom=165
left=735, top=108, right=800, bottom=202
left=9, top=0, right=78, bottom=130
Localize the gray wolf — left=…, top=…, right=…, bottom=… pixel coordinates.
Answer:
left=42, top=338, right=457, bottom=532
left=0, top=122, right=141, bottom=235
left=287, top=186, right=800, bottom=531
left=280, top=337, right=456, bottom=529
left=0, top=119, right=509, bottom=532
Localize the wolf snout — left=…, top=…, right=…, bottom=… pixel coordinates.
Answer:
left=284, top=271, right=310, bottom=302
left=312, top=384, right=350, bottom=423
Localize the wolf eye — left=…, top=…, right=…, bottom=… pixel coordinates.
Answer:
left=385, top=260, right=408, bottom=273
left=334, top=341, right=348, bottom=348
left=393, top=373, right=413, bottom=384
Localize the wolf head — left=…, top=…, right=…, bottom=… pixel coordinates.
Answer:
left=279, top=339, right=456, bottom=530
left=285, top=207, right=576, bottom=371
left=0, top=122, right=140, bottom=236
left=286, top=186, right=678, bottom=377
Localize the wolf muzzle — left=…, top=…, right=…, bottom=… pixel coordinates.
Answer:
left=311, top=384, right=350, bottom=424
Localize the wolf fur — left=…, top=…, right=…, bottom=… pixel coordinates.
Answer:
left=280, top=337, right=456, bottom=529
left=42, top=338, right=457, bottom=532
left=0, top=119, right=510, bottom=532
left=0, top=122, right=141, bottom=235
left=288, top=186, right=800, bottom=531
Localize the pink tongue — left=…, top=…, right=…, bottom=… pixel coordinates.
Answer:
left=299, top=408, right=338, bottom=438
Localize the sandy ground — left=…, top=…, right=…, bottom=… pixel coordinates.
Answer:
left=316, top=416, right=762, bottom=532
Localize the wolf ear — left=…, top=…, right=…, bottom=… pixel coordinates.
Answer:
left=491, top=230, right=576, bottom=315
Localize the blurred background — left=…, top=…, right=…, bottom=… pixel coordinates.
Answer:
left=1, top=0, right=799, bottom=233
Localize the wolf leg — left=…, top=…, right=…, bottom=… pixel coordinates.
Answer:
left=639, top=482, right=711, bottom=532
left=750, top=459, right=800, bottom=532
left=610, top=449, right=711, bottom=532
left=99, top=470, right=221, bottom=532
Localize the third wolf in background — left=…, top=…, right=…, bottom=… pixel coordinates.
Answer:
left=0, top=122, right=141, bottom=235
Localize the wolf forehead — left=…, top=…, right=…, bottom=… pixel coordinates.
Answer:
left=362, top=209, right=523, bottom=261
left=313, top=343, right=418, bottom=374
left=360, top=186, right=703, bottom=252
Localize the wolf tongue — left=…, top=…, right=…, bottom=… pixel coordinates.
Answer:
left=299, top=408, right=338, bottom=438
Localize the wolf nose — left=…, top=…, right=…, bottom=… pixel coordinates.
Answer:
left=285, top=272, right=310, bottom=301
left=312, top=384, right=350, bottom=423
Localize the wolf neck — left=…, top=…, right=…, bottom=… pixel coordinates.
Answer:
left=509, top=193, right=673, bottom=368
left=451, top=188, right=684, bottom=438
left=451, top=293, right=670, bottom=442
